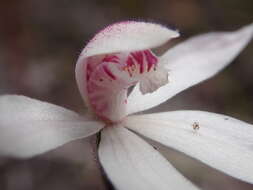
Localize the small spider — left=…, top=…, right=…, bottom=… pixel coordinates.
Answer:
left=192, top=122, right=200, bottom=131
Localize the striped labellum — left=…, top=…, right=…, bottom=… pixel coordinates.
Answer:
left=82, top=50, right=168, bottom=122
left=75, top=21, right=179, bottom=122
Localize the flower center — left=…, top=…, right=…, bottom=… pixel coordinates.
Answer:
left=85, top=50, right=168, bottom=122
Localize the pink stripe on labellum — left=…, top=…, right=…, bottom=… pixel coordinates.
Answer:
left=126, top=56, right=135, bottom=67
left=85, top=57, right=104, bottom=81
left=103, top=65, right=117, bottom=80
left=144, top=50, right=158, bottom=71
left=131, top=51, right=144, bottom=73
left=102, top=55, right=119, bottom=63
left=123, top=56, right=135, bottom=77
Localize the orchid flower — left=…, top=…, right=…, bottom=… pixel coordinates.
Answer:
left=1, top=21, right=253, bottom=190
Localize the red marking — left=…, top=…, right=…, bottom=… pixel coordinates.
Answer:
left=86, top=57, right=103, bottom=81
left=102, top=55, right=119, bottom=63
left=103, top=65, right=116, bottom=80
left=131, top=51, right=144, bottom=73
left=124, top=57, right=136, bottom=77
left=144, top=50, right=158, bottom=71
left=126, top=57, right=135, bottom=67
left=124, top=99, right=127, bottom=104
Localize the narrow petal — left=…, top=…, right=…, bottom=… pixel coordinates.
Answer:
left=98, top=126, right=199, bottom=190
left=127, top=23, right=253, bottom=114
left=124, top=111, right=253, bottom=184
left=81, top=21, right=179, bottom=58
left=0, top=95, right=104, bottom=158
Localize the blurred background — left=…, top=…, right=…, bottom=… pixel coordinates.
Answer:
left=0, top=0, right=253, bottom=189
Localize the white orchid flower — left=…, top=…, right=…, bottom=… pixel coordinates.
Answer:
left=1, top=21, right=253, bottom=190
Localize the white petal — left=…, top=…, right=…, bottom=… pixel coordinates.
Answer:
left=127, top=23, right=253, bottom=114
left=124, top=111, right=253, bottom=184
left=0, top=95, right=104, bottom=158
left=98, top=126, right=199, bottom=190
left=139, top=65, right=169, bottom=94
left=81, top=21, right=179, bottom=58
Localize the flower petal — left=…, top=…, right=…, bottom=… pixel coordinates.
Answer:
left=127, top=23, right=253, bottom=114
left=0, top=95, right=104, bottom=158
left=81, top=21, right=179, bottom=58
left=124, top=111, right=253, bottom=184
left=98, top=126, right=199, bottom=190
left=76, top=21, right=179, bottom=108
left=139, top=64, right=169, bottom=94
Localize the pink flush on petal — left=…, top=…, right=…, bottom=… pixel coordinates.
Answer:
left=85, top=50, right=163, bottom=122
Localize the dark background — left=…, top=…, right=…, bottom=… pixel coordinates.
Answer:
left=0, top=0, right=253, bottom=189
